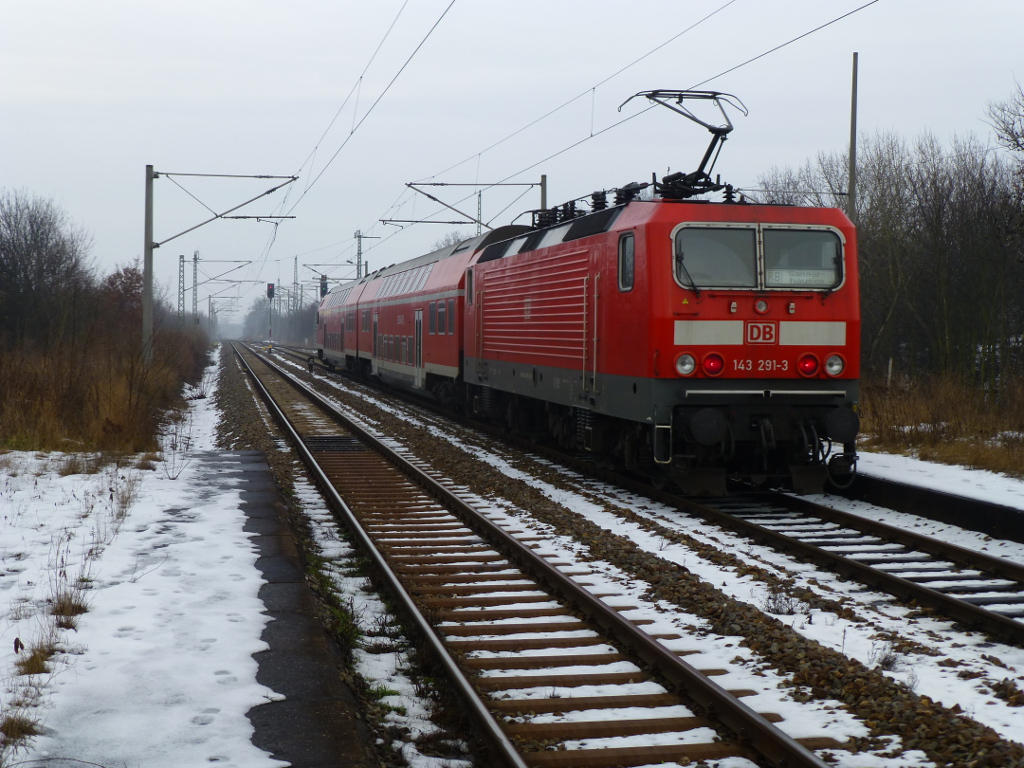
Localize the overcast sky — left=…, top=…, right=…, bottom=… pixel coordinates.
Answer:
left=3, top=1, right=1021, bottom=322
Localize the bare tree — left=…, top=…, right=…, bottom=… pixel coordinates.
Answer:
left=0, top=190, right=94, bottom=349
left=432, top=230, right=470, bottom=250
left=987, top=81, right=1024, bottom=156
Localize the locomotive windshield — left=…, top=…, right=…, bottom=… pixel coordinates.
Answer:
left=673, top=225, right=842, bottom=290
left=674, top=228, right=757, bottom=288
left=763, top=229, right=842, bottom=288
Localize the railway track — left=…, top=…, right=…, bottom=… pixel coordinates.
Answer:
left=661, top=492, right=1024, bottom=647
left=278, top=344, right=1024, bottom=648
left=234, top=343, right=842, bottom=768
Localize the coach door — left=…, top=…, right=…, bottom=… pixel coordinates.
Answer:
left=413, top=310, right=424, bottom=388
left=371, top=312, right=379, bottom=375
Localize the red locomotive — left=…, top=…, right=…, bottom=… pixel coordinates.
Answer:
left=317, top=91, right=860, bottom=492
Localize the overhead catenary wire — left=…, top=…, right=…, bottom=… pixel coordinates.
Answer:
left=280, top=1, right=883, bottom=286
left=417, top=0, right=738, bottom=183
left=248, top=1, right=455, bottom=286
left=335, top=1, right=739, bottom=268
left=405, top=0, right=883, bottom=229
left=690, top=0, right=880, bottom=89
left=278, top=1, right=754, bottom=275
left=299, top=0, right=412, bottom=196
left=292, top=0, right=458, bottom=207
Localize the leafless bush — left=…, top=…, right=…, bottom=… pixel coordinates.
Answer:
left=758, top=587, right=805, bottom=616
left=869, top=641, right=906, bottom=672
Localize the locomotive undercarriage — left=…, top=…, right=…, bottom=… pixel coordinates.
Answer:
left=464, top=381, right=857, bottom=495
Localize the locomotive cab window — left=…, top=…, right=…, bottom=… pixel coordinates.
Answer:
left=618, top=233, right=634, bottom=291
left=673, top=224, right=842, bottom=291
left=763, top=229, right=842, bottom=288
left=674, top=227, right=757, bottom=288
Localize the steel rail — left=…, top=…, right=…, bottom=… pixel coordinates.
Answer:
left=766, top=491, right=1024, bottom=585
left=274, top=345, right=1024, bottom=647
left=244, top=345, right=833, bottom=768
left=233, top=344, right=531, bottom=768
left=672, top=492, right=1024, bottom=647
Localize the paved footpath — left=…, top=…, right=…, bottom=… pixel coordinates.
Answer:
left=221, top=450, right=381, bottom=768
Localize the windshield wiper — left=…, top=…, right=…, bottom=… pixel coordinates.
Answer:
left=676, top=251, right=701, bottom=297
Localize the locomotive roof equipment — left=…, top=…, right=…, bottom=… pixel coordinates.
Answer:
left=620, top=89, right=748, bottom=200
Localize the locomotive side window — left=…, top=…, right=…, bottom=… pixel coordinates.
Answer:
left=618, top=233, right=635, bottom=291
left=674, top=227, right=757, bottom=288
left=763, top=229, right=842, bottom=288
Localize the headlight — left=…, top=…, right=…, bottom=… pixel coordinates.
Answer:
left=675, top=353, right=696, bottom=376
left=825, top=354, right=845, bottom=376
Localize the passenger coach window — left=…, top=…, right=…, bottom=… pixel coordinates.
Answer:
left=618, top=233, right=634, bottom=291
left=674, top=227, right=757, bottom=288
left=447, top=299, right=455, bottom=334
left=429, top=302, right=437, bottom=334
left=437, top=300, right=446, bottom=335
left=764, top=229, right=842, bottom=288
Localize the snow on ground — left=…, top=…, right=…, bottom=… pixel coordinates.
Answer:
left=0, top=359, right=471, bottom=768
left=3, top=353, right=1024, bottom=767
left=0, top=366, right=287, bottom=767
left=858, top=450, right=1024, bottom=512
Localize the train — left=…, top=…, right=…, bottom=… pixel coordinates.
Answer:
left=315, top=91, right=860, bottom=494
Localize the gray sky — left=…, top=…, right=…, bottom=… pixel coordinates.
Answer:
left=3, top=1, right=1021, bottom=321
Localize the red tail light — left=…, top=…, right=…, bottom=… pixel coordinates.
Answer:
left=702, top=353, right=725, bottom=376
left=798, top=353, right=819, bottom=377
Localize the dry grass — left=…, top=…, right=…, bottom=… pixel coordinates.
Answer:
left=860, top=375, right=1024, bottom=478
left=0, top=326, right=209, bottom=453
left=51, top=589, right=89, bottom=630
left=0, top=713, right=41, bottom=742
left=12, top=641, right=57, bottom=677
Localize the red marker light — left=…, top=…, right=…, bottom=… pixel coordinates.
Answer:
left=703, top=353, right=725, bottom=376
left=798, top=354, right=819, bottom=376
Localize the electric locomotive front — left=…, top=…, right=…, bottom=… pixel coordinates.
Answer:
left=639, top=201, right=860, bottom=492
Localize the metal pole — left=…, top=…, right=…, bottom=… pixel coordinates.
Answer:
left=293, top=256, right=299, bottom=343
left=143, top=165, right=155, bottom=362
left=178, top=254, right=185, bottom=326
left=477, top=191, right=482, bottom=236
left=354, top=229, right=362, bottom=280
left=540, top=174, right=547, bottom=210
left=192, top=251, right=199, bottom=324
left=847, top=52, right=858, bottom=224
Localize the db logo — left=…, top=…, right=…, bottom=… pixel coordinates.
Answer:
left=745, top=321, right=778, bottom=344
